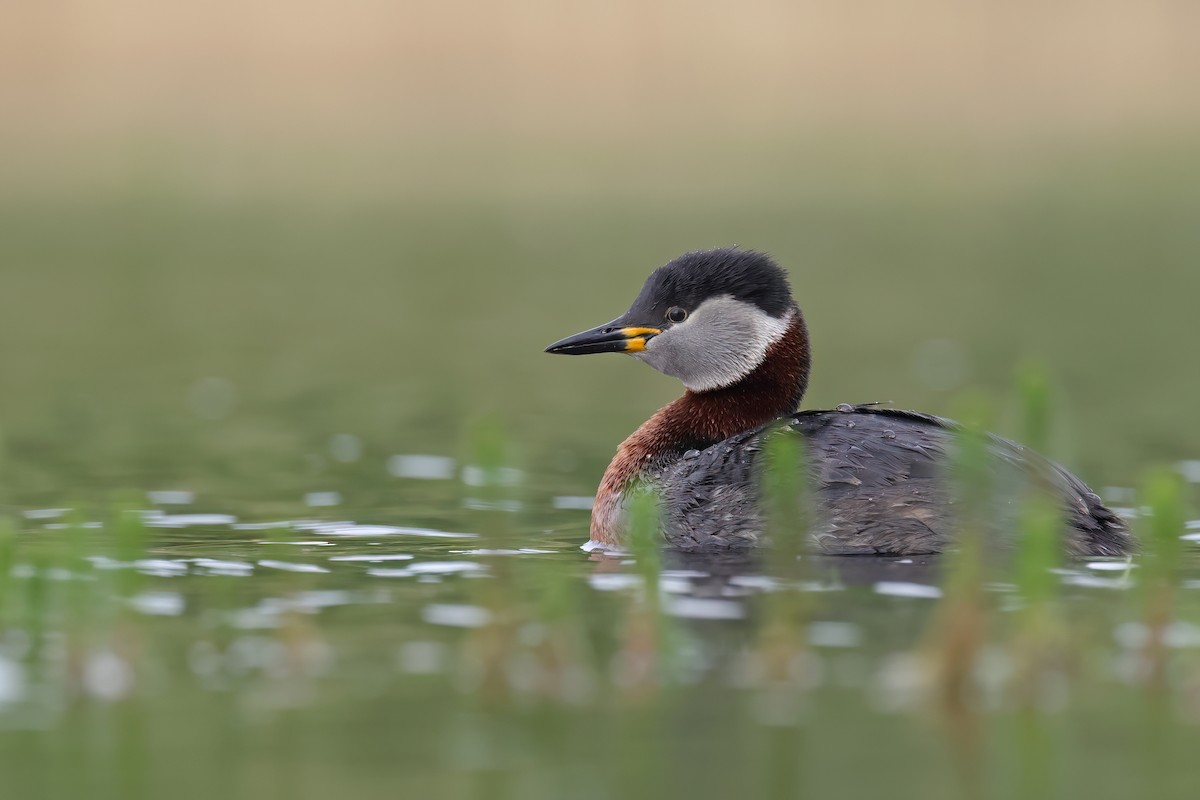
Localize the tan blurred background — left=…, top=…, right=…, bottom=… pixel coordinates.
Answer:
left=4, top=0, right=1199, bottom=192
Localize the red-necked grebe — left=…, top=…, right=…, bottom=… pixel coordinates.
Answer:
left=545, top=248, right=1131, bottom=557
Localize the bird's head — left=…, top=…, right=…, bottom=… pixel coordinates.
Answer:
left=545, top=248, right=798, bottom=392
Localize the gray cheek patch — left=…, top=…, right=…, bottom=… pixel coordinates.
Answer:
left=635, top=296, right=793, bottom=391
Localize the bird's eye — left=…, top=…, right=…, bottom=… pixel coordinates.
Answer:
left=666, top=307, right=688, bottom=323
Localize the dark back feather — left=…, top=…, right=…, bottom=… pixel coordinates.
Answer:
left=659, top=405, right=1132, bottom=556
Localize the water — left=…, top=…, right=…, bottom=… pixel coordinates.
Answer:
left=1, top=478, right=1200, bottom=799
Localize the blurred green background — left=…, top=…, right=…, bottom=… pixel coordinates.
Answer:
left=2, top=1, right=1199, bottom=506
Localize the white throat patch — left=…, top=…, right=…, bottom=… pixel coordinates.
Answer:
left=634, top=296, right=794, bottom=391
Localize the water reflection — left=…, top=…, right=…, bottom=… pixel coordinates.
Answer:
left=3, top=496, right=1200, bottom=799
left=387, top=454, right=456, bottom=480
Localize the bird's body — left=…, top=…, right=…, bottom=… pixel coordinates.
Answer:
left=659, top=405, right=1128, bottom=556
left=546, top=248, right=1132, bottom=557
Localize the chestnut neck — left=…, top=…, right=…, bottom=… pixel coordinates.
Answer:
left=591, top=309, right=810, bottom=543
